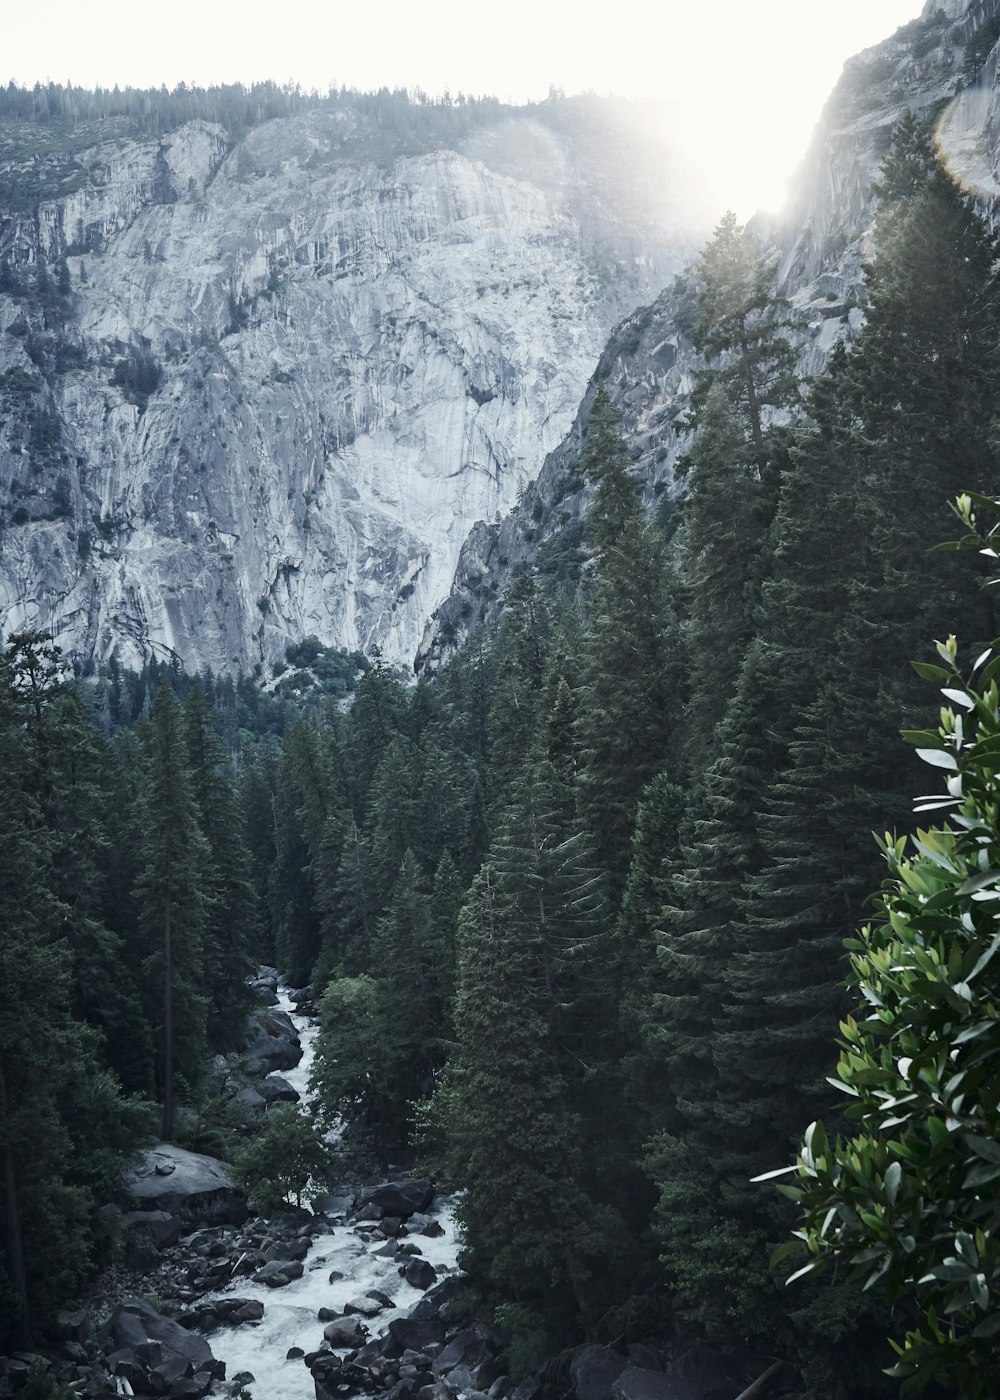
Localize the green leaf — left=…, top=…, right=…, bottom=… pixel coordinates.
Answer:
left=955, top=869, right=1000, bottom=897
left=884, top=1160, right=902, bottom=1205
left=915, top=747, right=959, bottom=771
left=972, top=1312, right=1000, bottom=1338
left=965, top=1135, right=1000, bottom=1164
left=769, top=1240, right=803, bottom=1269
left=911, top=662, right=951, bottom=684
left=751, top=1164, right=799, bottom=1182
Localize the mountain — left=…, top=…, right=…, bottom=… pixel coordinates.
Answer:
left=0, top=91, right=709, bottom=674
left=416, top=0, right=1000, bottom=670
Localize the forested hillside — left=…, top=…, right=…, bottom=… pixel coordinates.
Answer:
left=3, top=110, right=1000, bottom=1399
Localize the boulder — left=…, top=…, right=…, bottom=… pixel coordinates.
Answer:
left=388, top=1318, right=446, bottom=1352
left=611, top=1369, right=699, bottom=1400
left=100, top=1300, right=220, bottom=1388
left=255, top=1260, right=304, bottom=1287
left=409, top=1278, right=464, bottom=1321
left=55, top=1308, right=91, bottom=1344
left=125, top=1146, right=248, bottom=1226
left=407, top=1214, right=445, bottom=1238
left=344, top=1296, right=384, bottom=1317
left=403, top=1258, right=438, bottom=1291
left=260, top=1074, right=300, bottom=1104
left=360, top=1180, right=434, bottom=1219
left=235, top=1088, right=267, bottom=1114
left=323, top=1317, right=367, bottom=1349
left=123, top=1210, right=184, bottom=1251
left=228, top=1301, right=266, bottom=1325
left=571, top=1347, right=628, bottom=1400
left=432, top=1331, right=497, bottom=1379
left=263, top=1238, right=310, bottom=1263
left=243, top=1008, right=302, bottom=1073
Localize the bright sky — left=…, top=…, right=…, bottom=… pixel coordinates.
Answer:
left=5, top=0, right=928, bottom=217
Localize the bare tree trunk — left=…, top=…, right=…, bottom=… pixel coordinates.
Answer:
left=0, top=1053, right=31, bottom=1348
left=162, top=890, right=173, bottom=1141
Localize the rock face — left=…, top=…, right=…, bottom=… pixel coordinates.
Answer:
left=0, top=95, right=708, bottom=673
left=126, top=1144, right=249, bottom=1225
left=417, top=0, right=1000, bottom=669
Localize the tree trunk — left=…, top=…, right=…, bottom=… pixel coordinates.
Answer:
left=162, top=889, right=173, bottom=1141
left=0, top=1053, right=31, bottom=1348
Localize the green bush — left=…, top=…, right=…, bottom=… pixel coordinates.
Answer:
left=234, top=1103, right=338, bottom=1213
left=773, top=493, right=1000, bottom=1398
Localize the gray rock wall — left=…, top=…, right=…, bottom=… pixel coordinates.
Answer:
left=0, top=98, right=708, bottom=674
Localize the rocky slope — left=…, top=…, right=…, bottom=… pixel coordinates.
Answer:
left=0, top=95, right=710, bottom=674
left=416, top=0, right=1000, bottom=671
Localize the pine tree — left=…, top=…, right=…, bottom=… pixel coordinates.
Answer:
left=424, top=866, right=603, bottom=1327
left=135, top=686, right=210, bottom=1139
left=691, top=210, right=797, bottom=460
left=679, top=382, right=761, bottom=769
left=185, top=685, right=259, bottom=1047
left=577, top=385, right=679, bottom=888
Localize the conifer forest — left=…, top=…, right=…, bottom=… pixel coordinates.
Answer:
left=5, top=41, right=1000, bottom=1400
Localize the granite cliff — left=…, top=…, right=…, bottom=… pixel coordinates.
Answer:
left=0, top=93, right=708, bottom=673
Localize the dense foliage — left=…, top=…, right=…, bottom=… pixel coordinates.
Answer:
left=0, top=637, right=262, bottom=1349
left=4, top=109, right=1000, bottom=1400
left=779, top=497, right=1000, bottom=1398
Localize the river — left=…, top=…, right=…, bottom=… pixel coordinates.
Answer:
left=207, top=988, right=461, bottom=1400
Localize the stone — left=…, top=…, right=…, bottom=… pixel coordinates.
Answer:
left=571, top=1348, right=628, bottom=1400
left=611, top=1369, right=698, bottom=1400
left=262, top=1238, right=309, bottom=1262
left=408, top=1278, right=464, bottom=1322
left=323, top=1317, right=367, bottom=1349
left=55, top=1308, right=91, bottom=1343
left=360, top=1180, right=434, bottom=1220
left=242, top=1008, right=302, bottom=1073
left=100, top=1300, right=217, bottom=1388
left=432, top=1331, right=496, bottom=1379
left=235, top=1087, right=267, bottom=1113
left=122, top=1210, right=184, bottom=1249
left=388, top=1318, right=446, bottom=1352
left=287, top=1348, right=305, bottom=1360
left=260, top=1073, right=300, bottom=1104
left=343, top=1296, right=384, bottom=1317
left=229, top=1301, right=265, bottom=1324
left=403, top=1258, right=437, bottom=1291
left=254, top=1260, right=304, bottom=1286
left=125, top=1146, right=248, bottom=1226
left=407, top=1214, right=445, bottom=1238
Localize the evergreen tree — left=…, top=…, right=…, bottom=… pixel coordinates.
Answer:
left=691, top=210, right=797, bottom=460
left=135, top=687, right=210, bottom=1139
left=576, top=385, right=679, bottom=888
left=185, top=685, right=259, bottom=1047
left=425, top=866, right=605, bottom=1328
left=679, top=382, right=761, bottom=769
